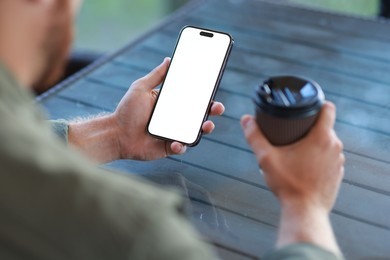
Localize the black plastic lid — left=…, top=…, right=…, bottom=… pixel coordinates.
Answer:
left=254, top=76, right=325, bottom=118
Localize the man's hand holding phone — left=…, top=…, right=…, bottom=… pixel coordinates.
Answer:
left=68, top=27, right=231, bottom=163
left=112, top=58, right=225, bottom=161
left=68, top=58, right=224, bottom=163
left=116, top=26, right=232, bottom=159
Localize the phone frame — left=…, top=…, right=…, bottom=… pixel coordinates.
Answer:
left=147, top=25, right=234, bottom=146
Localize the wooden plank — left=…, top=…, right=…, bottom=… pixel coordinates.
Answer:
left=40, top=96, right=104, bottom=120
left=190, top=200, right=276, bottom=258
left=225, top=46, right=390, bottom=108
left=104, top=158, right=390, bottom=259
left=331, top=215, right=390, bottom=259
left=47, top=95, right=390, bottom=256
left=105, top=159, right=277, bottom=257
left=48, top=17, right=390, bottom=165
left=46, top=32, right=387, bottom=175
left=86, top=62, right=146, bottom=90
left=203, top=0, right=390, bottom=43
left=219, top=69, right=390, bottom=112
left=343, top=153, right=390, bottom=196
left=216, top=89, right=390, bottom=140
left=56, top=79, right=126, bottom=112
left=208, top=116, right=390, bottom=196
left=179, top=138, right=390, bottom=227
left=57, top=47, right=390, bottom=163
left=118, top=45, right=390, bottom=125
left=192, top=12, right=390, bottom=63
left=106, top=158, right=276, bottom=224
left=123, top=32, right=390, bottom=109
left=197, top=20, right=390, bottom=82
left=114, top=47, right=170, bottom=71
left=38, top=92, right=390, bottom=198
left=167, top=16, right=390, bottom=84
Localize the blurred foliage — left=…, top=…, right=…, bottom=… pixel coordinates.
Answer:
left=75, top=0, right=188, bottom=53
left=290, top=0, right=380, bottom=17
left=74, top=0, right=380, bottom=53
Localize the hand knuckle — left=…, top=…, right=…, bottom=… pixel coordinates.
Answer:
left=335, top=139, right=344, bottom=152
left=131, top=79, right=142, bottom=87
left=340, top=153, right=346, bottom=165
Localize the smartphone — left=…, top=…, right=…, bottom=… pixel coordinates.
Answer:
left=147, top=26, right=234, bottom=146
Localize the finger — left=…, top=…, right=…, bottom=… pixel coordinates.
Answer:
left=209, top=101, right=225, bottom=116
left=202, top=120, right=215, bottom=134
left=139, top=57, right=170, bottom=90
left=168, top=142, right=187, bottom=155
left=311, top=101, right=336, bottom=133
left=241, top=115, right=273, bottom=158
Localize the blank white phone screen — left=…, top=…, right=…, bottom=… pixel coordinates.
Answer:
left=148, top=27, right=232, bottom=145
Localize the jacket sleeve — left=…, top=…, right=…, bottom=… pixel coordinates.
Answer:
left=1, top=112, right=216, bottom=260
left=263, top=243, right=344, bottom=260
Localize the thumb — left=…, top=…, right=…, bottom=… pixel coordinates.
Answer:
left=241, top=115, right=273, bottom=161
left=308, top=101, right=336, bottom=138
left=139, top=57, right=170, bottom=90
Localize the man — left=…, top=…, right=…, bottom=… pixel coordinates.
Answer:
left=0, top=0, right=345, bottom=259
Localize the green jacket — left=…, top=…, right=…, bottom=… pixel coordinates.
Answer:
left=0, top=62, right=342, bottom=260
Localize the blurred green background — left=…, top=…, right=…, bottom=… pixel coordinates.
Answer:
left=291, top=0, right=380, bottom=16
left=74, top=0, right=382, bottom=53
left=74, top=0, right=187, bottom=53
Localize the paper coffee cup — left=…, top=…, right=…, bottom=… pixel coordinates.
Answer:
left=254, top=75, right=325, bottom=146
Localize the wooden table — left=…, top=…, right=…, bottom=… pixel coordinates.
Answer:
left=39, top=0, right=390, bottom=259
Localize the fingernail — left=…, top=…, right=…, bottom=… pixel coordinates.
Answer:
left=172, top=143, right=185, bottom=154
left=180, top=145, right=187, bottom=154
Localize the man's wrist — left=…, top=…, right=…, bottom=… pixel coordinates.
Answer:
left=68, top=114, right=121, bottom=163
left=277, top=199, right=342, bottom=257
left=280, top=198, right=329, bottom=217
